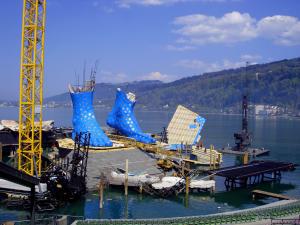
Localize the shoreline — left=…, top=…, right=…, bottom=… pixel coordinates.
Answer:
left=0, top=106, right=299, bottom=120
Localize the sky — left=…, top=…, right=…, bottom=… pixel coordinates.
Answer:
left=0, top=0, right=300, bottom=100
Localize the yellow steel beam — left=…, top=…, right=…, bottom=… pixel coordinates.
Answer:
left=18, top=0, right=46, bottom=176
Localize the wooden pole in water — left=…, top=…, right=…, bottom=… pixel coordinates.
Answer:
left=125, top=159, right=128, bottom=196
left=139, top=184, right=143, bottom=194
left=213, top=147, right=216, bottom=169
left=185, top=175, right=189, bottom=195
left=243, top=152, right=249, bottom=165
left=209, top=145, right=212, bottom=170
left=217, top=153, right=221, bottom=165
left=99, top=180, right=104, bottom=209
left=185, top=162, right=190, bottom=195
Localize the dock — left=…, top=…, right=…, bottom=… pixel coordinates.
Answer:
left=219, top=147, right=270, bottom=157
left=252, top=189, right=293, bottom=200
left=209, top=161, right=296, bottom=190
left=60, top=147, right=163, bottom=190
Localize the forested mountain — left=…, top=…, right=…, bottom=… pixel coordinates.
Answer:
left=45, top=58, right=300, bottom=113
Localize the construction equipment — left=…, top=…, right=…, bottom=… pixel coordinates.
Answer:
left=40, top=132, right=90, bottom=200
left=233, top=62, right=251, bottom=151
left=18, top=0, right=46, bottom=176
left=157, top=158, right=173, bottom=171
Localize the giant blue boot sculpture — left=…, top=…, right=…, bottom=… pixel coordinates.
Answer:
left=107, top=88, right=156, bottom=144
left=69, top=85, right=113, bottom=147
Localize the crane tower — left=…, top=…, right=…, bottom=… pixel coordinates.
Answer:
left=18, top=0, right=46, bottom=176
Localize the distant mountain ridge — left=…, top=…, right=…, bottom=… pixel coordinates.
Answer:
left=46, top=80, right=163, bottom=104
left=45, top=57, right=300, bottom=113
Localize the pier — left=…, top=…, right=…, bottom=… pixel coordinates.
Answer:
left=252, top=189, right=293, bottom=200
left=209, top=161, right=296, bottom=190
left=219, top=147, right=270, bottom=157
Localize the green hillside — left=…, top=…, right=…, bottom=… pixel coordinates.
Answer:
left=45, top=58, right=300, bottom=113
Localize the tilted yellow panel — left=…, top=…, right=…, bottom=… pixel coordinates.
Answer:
left=167, top=105, right=200, bottom=145
left=18, top=0, right=46, bottom=176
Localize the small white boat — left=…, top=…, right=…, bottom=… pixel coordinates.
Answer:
left=151, top=176, right=215, bottom=190
left=109, top=171, right=160, bottom=187
left=152, top=176, right=181, bottom=189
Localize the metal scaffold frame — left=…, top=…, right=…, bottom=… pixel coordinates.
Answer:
left=18, top=0, right=46, bottom=176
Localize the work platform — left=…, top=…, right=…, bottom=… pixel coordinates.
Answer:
left=209, top=161, right=296, bottom=190
left=219, top=147, right=270, bottom=157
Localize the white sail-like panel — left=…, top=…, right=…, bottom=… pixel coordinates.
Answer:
left=167, top=105, right=205, bottom=146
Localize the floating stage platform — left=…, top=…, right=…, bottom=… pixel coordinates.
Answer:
left=209, top=161, right=296, bottom=190
left=58, top=146, right=162, bottom=190
left=219, top=147, right=270, bottom=157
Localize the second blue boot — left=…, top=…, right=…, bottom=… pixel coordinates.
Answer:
left=107, top=88, right=156, bottom=144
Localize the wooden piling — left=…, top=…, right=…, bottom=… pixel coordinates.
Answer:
left=139, top=184, right=143, bottom=194
left=209, top=145, right=212, bottom=170
left=212, top=148, right=216, bottom=169
left=185, top=175, right=189, bottom=195
left=99, top=180, right=104, bottom=209
left=125, top=159, right=128, bottom=196
left=243, top=152, right=249, bottom=165
left=181, top=161, right=185, bottom=177
left=185, top=162, right=190, bottom=195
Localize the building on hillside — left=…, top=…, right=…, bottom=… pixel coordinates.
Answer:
left=255, top=104, right=282, bottom=116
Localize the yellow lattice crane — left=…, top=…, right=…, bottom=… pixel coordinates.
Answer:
left=18, top=0, right=46, bottom=176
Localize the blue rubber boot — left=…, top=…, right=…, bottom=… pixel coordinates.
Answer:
left=70, top=91, right=113, bottom=147
left=107, top=89, right=156, bottom=144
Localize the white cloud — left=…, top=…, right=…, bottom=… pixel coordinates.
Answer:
left=172, top=11, right=300, bottom=46
left=98, top=71, right=175, bottom=83
left=166, top=44, right=196, bottom=51
left=116, top=0, right=231, bottom=8
left=117, top=0, right=187, bottom=8
left=177, top=55, right=260, bottom=73
left=140, top=71, right=173, bottom=82
left=178, top=59, right=244, bottom=72
left=174, top=11, right=257, bottom=44
left=92, top=1, right=115, bottom=13
left=257, top=15, right=300, bottom=46
left=98, top=70, right=130, bottom=83
left=240, top=54, right=261, bottom=62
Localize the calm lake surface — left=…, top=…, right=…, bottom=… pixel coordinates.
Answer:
left=0, top=107, right=299, bottom=220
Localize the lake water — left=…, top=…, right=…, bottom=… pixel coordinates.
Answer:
left=0, top=107, right=299, bottom=220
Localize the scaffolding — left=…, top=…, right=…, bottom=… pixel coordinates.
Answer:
left=18, top=0, right=46, bottom=176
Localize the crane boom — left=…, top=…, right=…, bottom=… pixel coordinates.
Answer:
left=18, top=0, right=46, bottom=176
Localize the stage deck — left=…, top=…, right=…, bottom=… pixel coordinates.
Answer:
left=210, top=161, right=295, bottom=178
